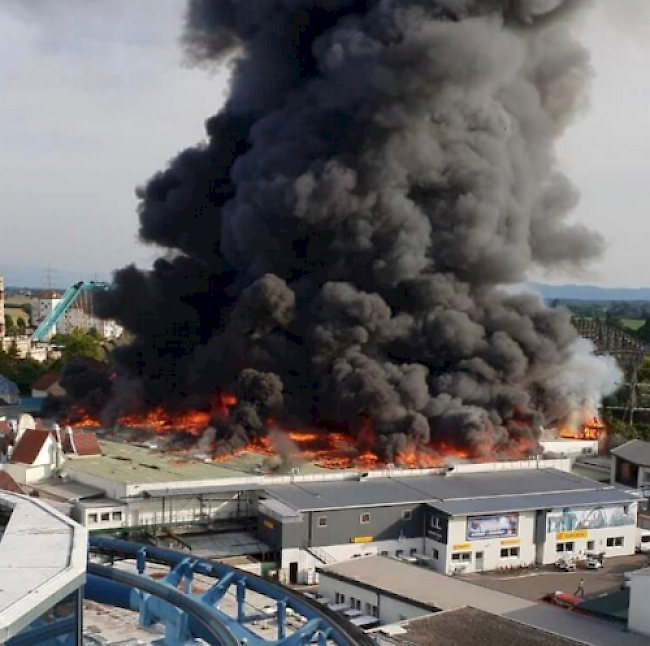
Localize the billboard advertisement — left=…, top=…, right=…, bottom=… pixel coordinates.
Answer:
left=547, top=505, right=636, bottom=534
left=466, top=514, right=518, bottom=541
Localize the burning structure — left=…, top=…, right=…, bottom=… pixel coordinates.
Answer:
left=62, top=0, right=618, bottom=465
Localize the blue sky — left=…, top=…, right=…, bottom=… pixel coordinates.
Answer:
left=0, top=1, right=648, bottom=288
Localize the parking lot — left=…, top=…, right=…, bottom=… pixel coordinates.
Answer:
left=464, top=553, right=650, bottom=601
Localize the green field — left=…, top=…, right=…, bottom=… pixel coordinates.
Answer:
left=4, top=306, right=28, bottom=323
left=620, top=318, right=645, bottom=331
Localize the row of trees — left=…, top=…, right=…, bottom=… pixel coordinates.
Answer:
left=3, top=314, right=28, bottom=336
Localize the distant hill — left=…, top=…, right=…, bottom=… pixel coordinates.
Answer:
left=529, top=283, right=650, bottom=303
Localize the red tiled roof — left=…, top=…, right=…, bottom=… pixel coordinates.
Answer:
left=11, top=430, right=51, bottom=465
left=0, top=420, right=9, bottom=434
left=62, top=430, right=102, bottom=457
left=0, top=471, right=24, bottom=494
left=31, top=372, right=61, bottom=392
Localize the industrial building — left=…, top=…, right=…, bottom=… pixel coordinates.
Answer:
left=259, top=467, right=639, bottom=580
left=317, top=556, right=649, bottom=646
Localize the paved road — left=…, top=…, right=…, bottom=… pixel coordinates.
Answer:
left=464, top=553, right=650, bottom=602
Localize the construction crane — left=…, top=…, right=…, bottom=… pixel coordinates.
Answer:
left=31, top=281, right=109, bottom=343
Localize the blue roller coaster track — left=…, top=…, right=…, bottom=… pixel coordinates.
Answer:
left=87, top=536, right=375, bottom=646
left=31, top=281, right=109, bottom=343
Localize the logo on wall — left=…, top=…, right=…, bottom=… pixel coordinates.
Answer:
left=427, top=512, right=449, bottom=544
left=466, top=514, right=518, bottom=541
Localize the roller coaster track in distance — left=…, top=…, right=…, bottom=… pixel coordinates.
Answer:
left=87, top=536, right=376, bottom=646
left=572, top=317, right=650, bottom=362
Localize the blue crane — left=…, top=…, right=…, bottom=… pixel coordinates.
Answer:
left=31, top=281, right=109, bottom=343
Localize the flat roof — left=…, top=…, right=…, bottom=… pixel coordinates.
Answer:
left=390, top=607, right=585, bottom=646
left=611, top=440, right=650, bottom=467
left=64, top=441, right=334, bottom=485
left=0, top=493, right=87, bottom=643
left=319, top=556, right=532, bottom=615
left=430, top=488, right=639, bottom=517
left=320, top=557, right=650, bottom=646
left=266, top=469, right=615, bottom=512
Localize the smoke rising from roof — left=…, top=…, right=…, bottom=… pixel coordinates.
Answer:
left=94, top=0, right=606, bottom=460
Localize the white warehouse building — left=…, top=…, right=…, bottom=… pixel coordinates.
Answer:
left=258, top=466, right=640, bottom=582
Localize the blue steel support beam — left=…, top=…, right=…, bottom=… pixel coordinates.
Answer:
left=237, top=578, right=247, bottom=623
left=277, top=600, right=287, bottom=641
left=200, top=572, right=236, bottom=606
left=89, top=536, right=375, bottom=646
left=277, top=620, right=321, bottom=646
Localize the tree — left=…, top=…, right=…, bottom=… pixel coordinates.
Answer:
left=4, top=315, right=14, bottom=336
left=16, top=317, right=27, bottom=335
left=54, top=328, right=105, bottom=363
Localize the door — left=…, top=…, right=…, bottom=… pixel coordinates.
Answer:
left=476, top=551, right=484, bottom=572
left=289, top=561, right=299, bottom=584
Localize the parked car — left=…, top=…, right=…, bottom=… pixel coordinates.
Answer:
left=586, top=557, right=603, bottom=570
left=556, top=559, right=577, bottom=572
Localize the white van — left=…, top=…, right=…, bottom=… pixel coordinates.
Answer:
left=636, top=528, right=650, bottom=553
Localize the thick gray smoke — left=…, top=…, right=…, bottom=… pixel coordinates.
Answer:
left=95, top=0, right=605, bottom=460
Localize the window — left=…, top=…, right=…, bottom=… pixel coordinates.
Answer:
left=365, top=602, right=373, bottom=615
left=396, top=549, right=404, bottom=557
left=452, top=552, right=472, bottom=562
left=500, top=547, right=519, bottom=559
left=587, top=541, right=595, bottom=551
left=372, top=605, right=378, bottom=618
left=431, top=516, right=441, bottom=529
left=360, top=513, right=371, bottom=524
left=88, top=513, right=98, bottom=524
left=607, top=537, right=624, bottom=548
left=354, top=599, right=361, bottom=611
left=380, top=551, right=389, bottom=556
left=335, top=593, right=346, bottom=604
left=350, top=597, right=356, bottom=608
left=112, top=511, right=122, bottom=521
left=100, top=512, right=110, bottom=522
left=402, top=510, right=412, bottom=521
left=642, top=536, right=650, bottom=544
left=318, top=516, right=328, bottom=527
left=432, top=549, right=439, bottom=560
left=557, top=542, right=574, bottom=553
left=410, top=548, right=418, bottom=557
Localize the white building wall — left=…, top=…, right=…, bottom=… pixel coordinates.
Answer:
left=318, top=573, right=429, bottom=624
left=629, top=573, right=650, bottom=637
left=281, top=538, right=424, bottom=584
left=439, top=512, right=537, bottom=575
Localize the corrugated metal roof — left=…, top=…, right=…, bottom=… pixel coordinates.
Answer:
left=265, top=469, right=605, bottom=512
left=429, top=487, right=640, bottom=517
left=142, top=483, right=262, bottom=498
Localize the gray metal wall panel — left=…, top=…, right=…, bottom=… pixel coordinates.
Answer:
left=308, top=504, right=424, bottom=547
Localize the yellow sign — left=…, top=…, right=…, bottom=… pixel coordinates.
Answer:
left=263, top=520, right=274, bottom=530
left=501, top=538, right=521, bottom=546
left=557, top=530, right=588, bottom=541
left=352, top=536, right=373, bottom=544
left=452, top=543, right=471, bottom=551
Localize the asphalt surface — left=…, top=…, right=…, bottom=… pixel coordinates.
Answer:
left=463, top=553, right=650, bottom=601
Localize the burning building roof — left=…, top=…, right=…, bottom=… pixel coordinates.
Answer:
left=60, top=0, right=619, bottom=465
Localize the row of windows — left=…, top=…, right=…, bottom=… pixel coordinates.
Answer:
left=557, top=537, right=625, bottom=553
left=88, top=511, right=123, bottom=524
left=451, top=548, right=519, bottom=562
left=334, top=593, right=378, bottom=618
left=317, top=509, right=413, bottom=528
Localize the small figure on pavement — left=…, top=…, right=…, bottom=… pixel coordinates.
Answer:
left=575, top=578, right=586, bottom=598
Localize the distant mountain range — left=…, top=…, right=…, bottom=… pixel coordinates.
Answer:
left=528, top=283, right=650, bottom=302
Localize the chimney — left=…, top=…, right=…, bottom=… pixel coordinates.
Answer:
left=0, top=276, right=5, bottom=339
left=53, top=423, right=65, bottom=471
left=65, top=426, right=77, bottom=455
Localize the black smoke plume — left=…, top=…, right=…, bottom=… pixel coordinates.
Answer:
left=93, top=0, right=609, bottom=460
